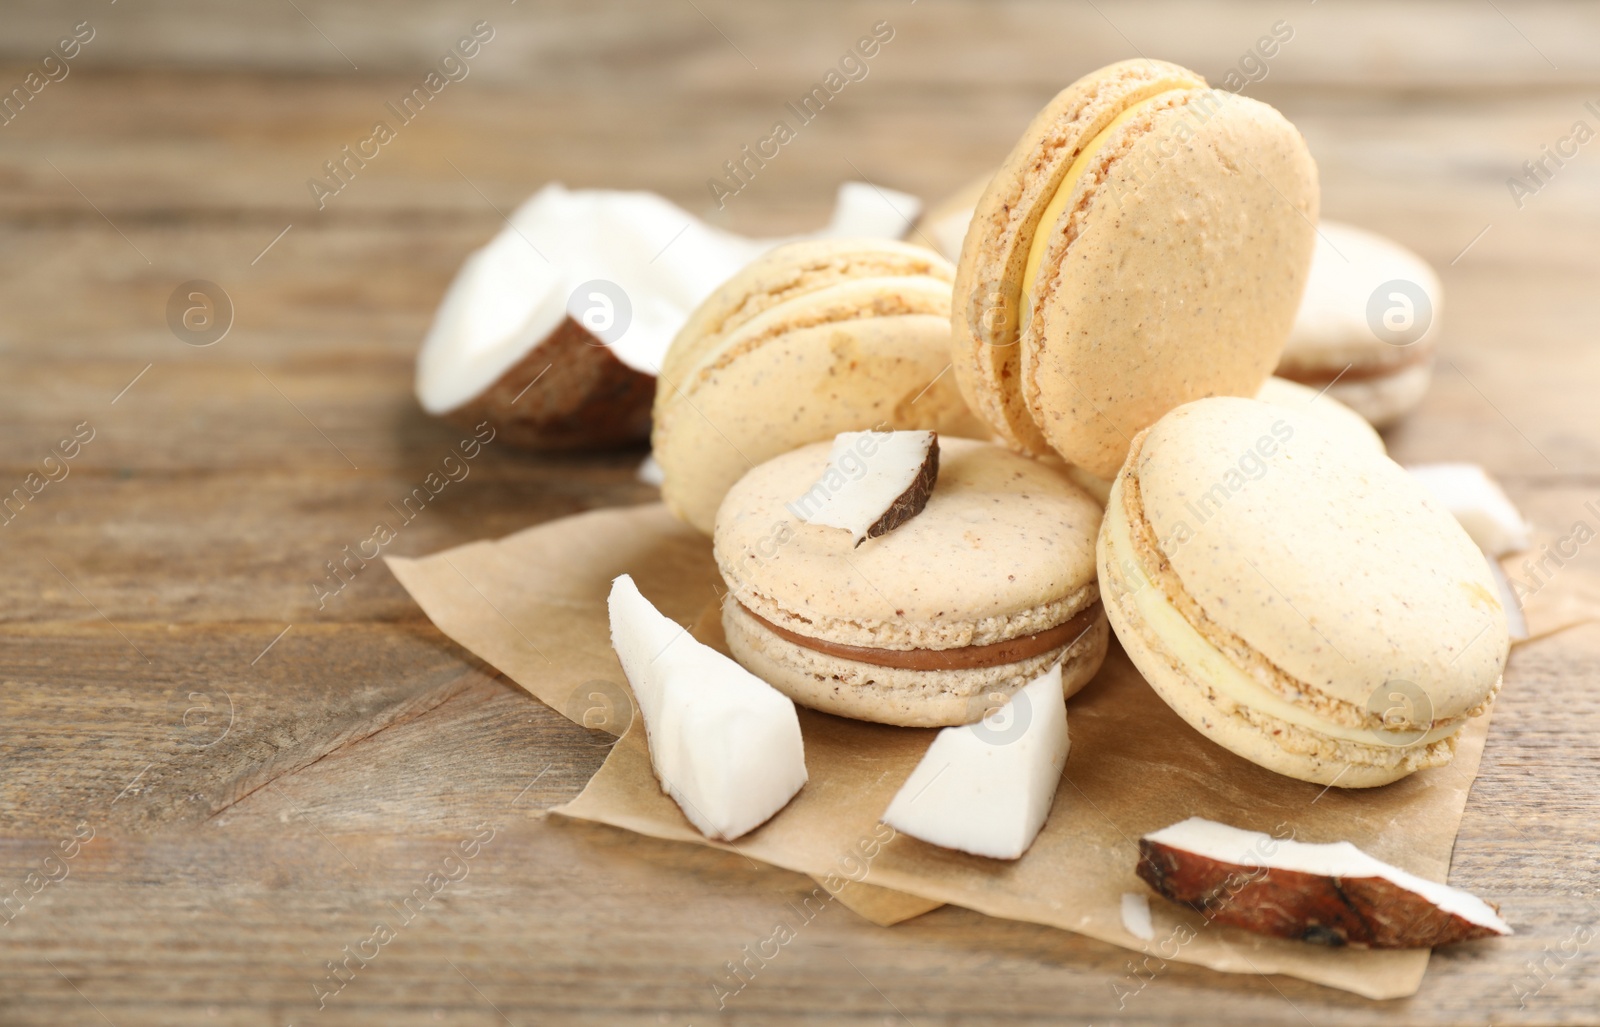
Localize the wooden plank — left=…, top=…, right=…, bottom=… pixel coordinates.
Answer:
left=3, top=1, right=1600, bottom=1021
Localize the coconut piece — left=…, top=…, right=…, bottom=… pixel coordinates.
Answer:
left=608, top=574, right=807, bottom=841
left=1137, top=817, right=1511, bottom=948
left=1121, top=892, right=1155, bottom=941
left=881, top=662, right=1069, bottom=860
left=793, top=431, right=939, bottom=546
left=417, top=182, right=922, bottom=450
left=636, top=454, right=664, bottom=488
left=1485, top=556, right=1529, bottom=641
left=1406, top=463, right=1531, bottom=556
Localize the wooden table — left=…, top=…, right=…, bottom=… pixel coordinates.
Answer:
left=3, top=1, right=1598, bottom=1023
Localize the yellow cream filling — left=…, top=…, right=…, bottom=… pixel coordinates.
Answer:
left=1019, top=89, right=1188, bottom=306
left=1106, top=501, right=1460, bottom=750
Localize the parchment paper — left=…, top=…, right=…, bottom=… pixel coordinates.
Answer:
left=386, top=502, right=1557, bottom=998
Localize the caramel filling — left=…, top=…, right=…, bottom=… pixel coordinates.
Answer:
left=742, top=602, right=1101, bottom=672
left=1277, top=348, right=1433, bottom=386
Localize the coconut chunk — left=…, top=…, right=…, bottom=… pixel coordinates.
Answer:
left=791, top=431, right=939, bottom=546
left=1137, top=817, right=1511, bottom=948
left=1484, top=557, right=1529, bottom=641
left=881, top=662, right=1069, bottom=860
left=1121, top=892, right=1155, bottom=941
left=1407, top=463, right=1531, bottom=556
left=607, top=574, right=807, bottom=841
left=416, top=182, right=922, bottom=449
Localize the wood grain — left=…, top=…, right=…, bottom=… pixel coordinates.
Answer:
left=3, top=1, right=1600, bottom=1024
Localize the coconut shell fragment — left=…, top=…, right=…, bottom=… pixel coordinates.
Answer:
left=863, top=434, right=939, bottom=544
left=792, top=430, right=939, bottom=546
left=439, top=317, right=655, bottom=450
left=1136, top=817, right=1510, bottom=949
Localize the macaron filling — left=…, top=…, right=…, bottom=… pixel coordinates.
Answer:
left=1019, top=88, right=1191, bottom=304
left=1276, top=348, right=1434, bottom=386
left=738, top=601, right=1101, bottom=673
left=1104, top=482, right=1462, bottom=751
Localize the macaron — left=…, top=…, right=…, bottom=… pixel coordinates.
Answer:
left=951, top=58, right=1319, bottom=479
left=653, top=239, right=987, bottom=534
left=1098, top=396, right=1507, bottom=787
left=715, top=436, right=1107, bottom=727
left=1278, top=221, right=1442, bottom=427
left=1255, top=375, right=1385, bottom=455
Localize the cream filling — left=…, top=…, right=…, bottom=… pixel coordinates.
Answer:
left=1105, top=503, right=1461, bottom=750
left=1019, top=89, right=1188, bottom=303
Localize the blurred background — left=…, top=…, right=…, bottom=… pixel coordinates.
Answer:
left=3, top=2, right=1599, bottom=1024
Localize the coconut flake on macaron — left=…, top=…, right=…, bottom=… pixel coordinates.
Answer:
left=791, top=430, right=939, bottom=546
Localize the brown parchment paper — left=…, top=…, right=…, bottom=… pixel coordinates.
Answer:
left=390, top=502, right=1523, bottom=999
left=384, top=505, right=937, bottom=927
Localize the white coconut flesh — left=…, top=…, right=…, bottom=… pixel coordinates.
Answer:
left=796, top=430, right=937, bottom=544
left=1144, top=817, right=1510, bottom=935
left=416, top=182, right=922, bottom=416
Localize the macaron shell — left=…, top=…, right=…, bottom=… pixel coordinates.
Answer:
left=1323, top=359, right=1435, bottom=429
left=658, top=238, right=955, bottom=391
left=722, top=595, right=1108, bottom=727
left=1281, top=220, right=1442, bottom=375
left=658, top=311, right=981, bottom=533
left=1132, top=397, right=1507, bottom=719
left=1096, top=500, right=1450, bottom=788
left=1255, top=375, right=1385, bottom=454
left=1024, top=92, right=1318, bottom=479
left=715, top=437, right=1102, bottom=649
left=951, top=59, right=1207, bottom=455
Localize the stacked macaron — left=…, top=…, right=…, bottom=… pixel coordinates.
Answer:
left=714, top=436, right=1107, bottom=727
left=951, top=58, right=1318, bottom=478
left=642, top=58, right=1506, bottom=801
left=1278, top=221, right=1444, bottom=427
left=652, top=238, right=986, bottom=534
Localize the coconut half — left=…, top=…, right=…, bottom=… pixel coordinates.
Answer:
left=417, top=182, right=923, bottom=449
left=1137, top=817, right=1511, bottom=948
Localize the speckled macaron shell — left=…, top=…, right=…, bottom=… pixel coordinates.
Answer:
left=714, top=437, right=1106, bottom=725
left=654, top=258, right=986, bottom=534
left=1279, top=222, right=1441, bottom=427
left=951, top=59, right=1207, bottom=455
left=1133, top=397, right=1505, bottom=715
left=1097, top=521, right=1452, bottom=788
left=1282, top=221, right=1442, bottom=374
left=1321, top=361, right=1435, bottom=429
left=1022, top=90, right=1318, bottom=478
left=1099, top=397, right=1506, bottom=786
left=1255, top=375, right=1385, bottom=455
left=656, top=237, right=955, bottom=393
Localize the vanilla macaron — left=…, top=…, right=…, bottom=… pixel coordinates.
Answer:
left=952, top=59, right=1318, bottom=478
left=1098, top=397, right=1507, bottom=787
left=653, top=239, right=987, bottom=534
left=715, top=437, right=1107, bottom=727
left=1255, top=375, right=1385, bottom=455
left=1278, top=221, right=1442, bottom=427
